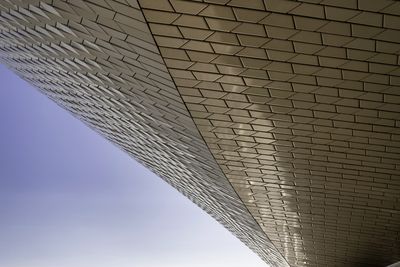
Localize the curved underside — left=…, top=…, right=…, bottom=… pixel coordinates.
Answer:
left=1, top=0, right=399, bottom=266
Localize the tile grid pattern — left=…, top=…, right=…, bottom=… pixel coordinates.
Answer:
left=138, top=0, right=400, bottom=266
left=0, top=1, right=288, bottom=266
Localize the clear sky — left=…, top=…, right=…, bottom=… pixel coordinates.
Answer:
left=0, top=64, right=268, bottom=267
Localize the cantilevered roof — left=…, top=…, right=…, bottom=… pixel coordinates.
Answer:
left=0, top=0, right=399, bottom=266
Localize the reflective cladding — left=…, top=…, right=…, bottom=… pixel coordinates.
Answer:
left=0, top=1, right=288, bottom=267
left=139, top=0, right=400, bottom=266
left=1, top=0, right=400, bottom=266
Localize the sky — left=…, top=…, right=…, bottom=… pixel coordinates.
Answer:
left=0, top=64, right=268, bottom=267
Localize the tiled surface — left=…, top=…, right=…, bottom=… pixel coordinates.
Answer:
left=1, top=0, right=400, bottom=266
left=0, top=1, right=288, bottom=267
left=138, top=0, right=400, bottom=266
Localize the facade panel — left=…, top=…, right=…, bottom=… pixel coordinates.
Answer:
left=1, top=0, right=400, bottom=266
left=0, top=1, right=287, bottom=267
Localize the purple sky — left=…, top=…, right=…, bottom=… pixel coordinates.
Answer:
left=0, top=64, right=268, bottom=267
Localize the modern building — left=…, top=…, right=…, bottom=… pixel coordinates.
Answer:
left=0, top=0, right=399, bottom=266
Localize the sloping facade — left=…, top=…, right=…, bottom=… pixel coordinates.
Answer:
left=0, top=1, right=399, bottom=266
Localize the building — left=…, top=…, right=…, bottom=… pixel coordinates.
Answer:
left=0, top=0, right=399, bottom=266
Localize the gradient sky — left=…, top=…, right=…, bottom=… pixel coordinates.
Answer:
left=0, top=64, right=268, bottom=267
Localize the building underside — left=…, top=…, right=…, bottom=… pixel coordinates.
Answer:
left=0, top=0, right=399, bottom=266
